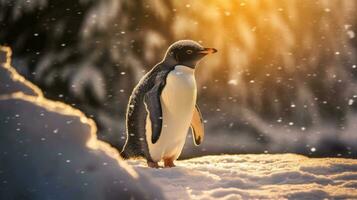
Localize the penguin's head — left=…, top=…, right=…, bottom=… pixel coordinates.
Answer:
left=165, top=40, right=217, bottom=68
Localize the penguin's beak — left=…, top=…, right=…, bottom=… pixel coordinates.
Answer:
left=199, top=48, right=218, bottom=55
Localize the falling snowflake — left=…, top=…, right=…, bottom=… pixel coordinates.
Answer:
left=348, top=99, right=354, bottom=106
left=228, top=79, right=238, bottom=85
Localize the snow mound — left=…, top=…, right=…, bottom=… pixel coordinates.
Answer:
left=128, top=154, right=357, bottom=199
left=0, top=46, right=165, bottom=199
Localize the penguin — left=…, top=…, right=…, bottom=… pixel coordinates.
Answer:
left=121, top=40, right=217, bottom=168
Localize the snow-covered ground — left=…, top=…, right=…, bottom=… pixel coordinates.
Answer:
left=0, top=46, right=165, bottom=200
left=129, top=154, right=357, bottom=199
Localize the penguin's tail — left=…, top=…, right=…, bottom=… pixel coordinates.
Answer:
left=120, top=149, right=129, bottom=160
left=120, top=145, right=134, bottom=160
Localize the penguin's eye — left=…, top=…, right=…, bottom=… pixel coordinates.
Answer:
left=186, top=49, right=193, bottom=54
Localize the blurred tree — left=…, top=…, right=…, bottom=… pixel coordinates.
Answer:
left=0, top=0, right=174, bottom=148
left=1, top=0, right=357, bottom=157
left=172, top=0, right=357, bottom=125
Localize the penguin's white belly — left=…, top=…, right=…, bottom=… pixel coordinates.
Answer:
left=146, top=65, right=196, bottom=162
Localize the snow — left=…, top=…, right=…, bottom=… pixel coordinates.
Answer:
left=0, top=95, right=163, bottom=200
left=128, top=154, right=357, bottom=199
left=0, top=46, right=165, bottom=200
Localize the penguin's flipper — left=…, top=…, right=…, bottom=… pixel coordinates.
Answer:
left=144, top=82, right=164, bottom=144
left=191, top=105, right=204, bottom=146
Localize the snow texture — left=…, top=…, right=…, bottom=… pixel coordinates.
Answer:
left=0, top=46, right=164, bottom=200
left=129, top=154, right=357, bottom=200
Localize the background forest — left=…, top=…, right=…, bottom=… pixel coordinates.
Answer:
left=1, top=0, right=357, bottom=158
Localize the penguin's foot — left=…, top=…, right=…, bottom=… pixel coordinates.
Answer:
left=147, top=161, right=161, bottom=168
left=164, top=158, right=176, bottom=168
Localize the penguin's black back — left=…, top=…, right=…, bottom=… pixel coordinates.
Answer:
left=121, top=61, right=174, bottom=161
